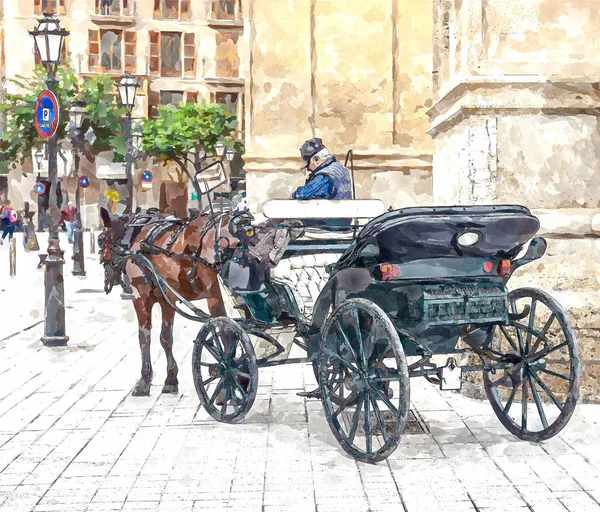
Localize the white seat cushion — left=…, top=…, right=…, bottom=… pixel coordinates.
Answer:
left=271, top=252, right=343, bottom=320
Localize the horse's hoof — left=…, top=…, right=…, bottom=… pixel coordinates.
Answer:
left=162, top=384, right=179, bottom=394
left=132, top=381, right=151, bottom=396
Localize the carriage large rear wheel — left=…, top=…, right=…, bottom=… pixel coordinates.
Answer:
left=318, top=298, right=410, bottom=463
left=193, top=317, right=258, bottom=423
left=483, top=288, right=580, bottom=441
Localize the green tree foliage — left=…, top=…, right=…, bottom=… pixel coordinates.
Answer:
left=140, top=101, right=242, bottom=186
left=0, top=64, right=126, bottom=174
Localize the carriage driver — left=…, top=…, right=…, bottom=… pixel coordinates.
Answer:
left=292, top=138, right=352, bottom=201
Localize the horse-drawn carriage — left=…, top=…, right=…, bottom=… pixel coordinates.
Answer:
left=99, top=162, right=580, bottom=463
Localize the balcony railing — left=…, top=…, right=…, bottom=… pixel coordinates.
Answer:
left=95, top=0, right=132, bottom=17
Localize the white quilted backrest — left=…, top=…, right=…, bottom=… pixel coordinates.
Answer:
left=271, top=253, right=343, bottom=321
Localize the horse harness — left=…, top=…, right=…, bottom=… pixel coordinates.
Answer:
left=108, top=209, right=229, bottom=292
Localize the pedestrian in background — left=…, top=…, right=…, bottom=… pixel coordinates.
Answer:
left=21, top=202, right=39, bottom=251
left=0, top=200, right=19, bottom=245
left=60, top=201, right=77, bottom=244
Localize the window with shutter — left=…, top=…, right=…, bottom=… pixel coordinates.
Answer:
left=184, top=33, right=196, bottom=78
left=35, top=0, right=66, bottom=15
left=100, top=30, right=123, bottom=71
left=88, top=30, right=100, bottom=71
left=148, top=89, right=160, bottom=118
left=212, top=91, right=243, bottom=138
left=124, top=31, right=136, bottom=73
left=186, top=91, right=198, bottom=103
left=215, top=31, right=239, bottom=78
left=161, top=32, right=181, bottom=78
left=149, top=31, right=160, bottom=75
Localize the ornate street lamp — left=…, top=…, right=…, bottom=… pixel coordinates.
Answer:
left=116, top=72, right=139, bottom=214
left=30, top=14, right=70, bottom=346
left=215, top=140, right=225, bottom=157
left=225, top=147, right=235, bottom=162
left=34, top=148, right=44, bottom=170
left=69, top=100, right=86, bottom=276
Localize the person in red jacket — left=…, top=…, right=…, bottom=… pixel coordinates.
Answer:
left=60, top=201, right=77, bottom=244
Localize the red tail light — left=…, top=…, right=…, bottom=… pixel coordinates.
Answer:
left=379, top=263, right=400, bottom=281
left=483, top=261, right=493, bottom=273
left=497, top=259, right=511, bottom=277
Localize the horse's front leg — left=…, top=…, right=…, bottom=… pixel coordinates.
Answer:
left=132, top=287, right=155, bottom=397
left=159, top=302, right=178, bottom=394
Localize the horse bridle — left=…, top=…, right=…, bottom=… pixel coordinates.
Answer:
left=98, top=229, right=127, bottom=294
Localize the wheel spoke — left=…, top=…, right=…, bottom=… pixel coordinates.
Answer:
left=203, top=340, right=223, bottom=362
left=220, top=380, right=230, bottom=417
left=209, top=325, right=227, bottom=359
left=350, top=308, right=366, bottom=367
left=535, top=367, right=570, bottom=381
left=528, top=342, right=568, bottom=363
left=230, top=368, right=251, bottom=380
left=208, top=378, right=225, bottom=405
left=521, top=373, right=528, bottom=432
left=323, top=347, right=360, bottom=374
left=499, top=325, right=518, bottom=352
left=503, top=386, right=517, bottom=415
left=230, top=373, right=248, bottom=399
left=510, top=302, right=526, bottom=354
left=369, top=384, right=398, bottom=416
left=370, top=394, right=389, bottom=442
left=201, top=374, right=219, bottom=387
left=347, top=394, right=364, bottom=445
left=333, top=389, right=360, bottom=420
left=529, top=369, right=564, bottom=411
left=335, top=319, right=360, bottom=367
left=528, top=374, right=548, bottom=430
left=525, top=299, right=537, bottom=353
left=364, top=391, right=372, bottom=455
left=365, top=323, right=377, bottom=362
left=530, top=313, right=556, bottom=355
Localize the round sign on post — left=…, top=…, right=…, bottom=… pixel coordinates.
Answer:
left=35, top=90, right=60, bottom=140
left=142, top=171, right=153, bottom=182
left=78, top=175, right=90, bottom=188
left=34, top=182, right=47, bottom=195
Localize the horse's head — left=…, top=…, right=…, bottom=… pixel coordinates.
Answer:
left=98, top=207, right=131, bottom=264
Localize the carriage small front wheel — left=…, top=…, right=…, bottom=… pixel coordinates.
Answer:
left=318, top=298, right=410, bottom=463
left=483, top=287, right=580, bottom=441
left=193, top=317, right=258, bottom=423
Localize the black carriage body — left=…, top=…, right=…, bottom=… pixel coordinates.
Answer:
left=308, top=205, right=540, bottom=357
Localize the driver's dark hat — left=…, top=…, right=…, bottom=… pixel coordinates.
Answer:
left=299, top=137, right=325, bottom=168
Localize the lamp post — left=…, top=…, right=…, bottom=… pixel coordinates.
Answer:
left=69, top=100, right=86, bottom=276
left=116, top=72, right=139, bottom=214
left=30, top=14, right=69, bottom=347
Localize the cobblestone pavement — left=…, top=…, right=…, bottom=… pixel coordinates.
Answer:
left=0, top=233, right=599, bottom=512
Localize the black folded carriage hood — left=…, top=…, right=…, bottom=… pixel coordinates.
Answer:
left=332, top=204, right=540, bottom=271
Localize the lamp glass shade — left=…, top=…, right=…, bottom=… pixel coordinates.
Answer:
left=225, top=148, right=235, bottom=161
left=117, top=73, right=139, bottom=110
left=69, top=102, right=86, bottom=129
left=34, top=150, right=43, bottom=168
left=215, top=141, right=225, bottom=156
left=31, top=16, right=68, bottom=65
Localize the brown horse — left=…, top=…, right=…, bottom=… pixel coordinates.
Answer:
left=99, top=207, right=235, bottom=396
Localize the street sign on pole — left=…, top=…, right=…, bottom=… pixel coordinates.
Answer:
left=35, top=90, right=60, bottom=140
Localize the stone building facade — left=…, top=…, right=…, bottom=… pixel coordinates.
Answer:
left=0, top=0, right=245, bottom=223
